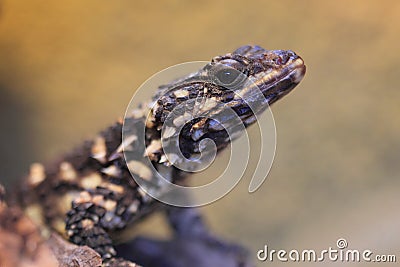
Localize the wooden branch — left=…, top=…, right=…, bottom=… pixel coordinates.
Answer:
left=0, top=185, right=102, bottom=267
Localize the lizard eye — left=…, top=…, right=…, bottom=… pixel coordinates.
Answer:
left=215, top=68, right=241, bottom=86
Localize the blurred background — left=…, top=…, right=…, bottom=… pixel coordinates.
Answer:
left=0, top=1, right=399, bottom=266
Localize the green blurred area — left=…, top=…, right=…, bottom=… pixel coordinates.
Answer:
left=0, top=1, right=399, bottom=266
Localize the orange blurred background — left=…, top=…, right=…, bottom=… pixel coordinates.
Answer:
left=0, top=1, right=399, bottom=266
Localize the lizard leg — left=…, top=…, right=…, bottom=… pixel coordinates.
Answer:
left=167, top=205, right=253, bottom=266
left=66, top=198, right=116, bottom=260
left=117, top=206, right=254, bottom=267
left=166, top=205, right=208, bottom=237
left=65, top=188, right=141, bottom=266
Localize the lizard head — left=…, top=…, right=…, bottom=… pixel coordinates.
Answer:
left=150, top=45, right=306, bottom=158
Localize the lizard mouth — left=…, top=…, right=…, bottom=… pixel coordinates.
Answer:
left=261, top=56, right=306, bottom=103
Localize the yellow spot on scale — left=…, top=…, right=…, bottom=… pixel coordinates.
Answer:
left=91, top=136, right=107, bottom=163
left=101, top=165, right=121, bottom=177
left=58, top=191, right=80, bottom=214
left=101, top=182, right=125, bottom=194
left=80, top=173, right=103, bottom=189
left=127, top=160, right=153, bottom=181
left=59, top=162, right=77, bottom=181
left=28, top=163, right=46, bottom=186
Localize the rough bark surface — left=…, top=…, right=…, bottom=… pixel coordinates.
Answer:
left=0, top=185, right=102, bottom=267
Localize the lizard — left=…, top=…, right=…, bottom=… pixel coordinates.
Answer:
left=9, top=45, right=306, bottom=266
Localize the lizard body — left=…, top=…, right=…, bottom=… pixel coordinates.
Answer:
left=14, top=45, right=305, bottom=266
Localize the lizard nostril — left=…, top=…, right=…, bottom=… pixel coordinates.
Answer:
left=276, top=55, right=288, bottom=65
left=271, top=50, right=298, bottom=65
left=273, top=54, right=288, bottom=65
left=287, top=50, right=298, bottom=60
